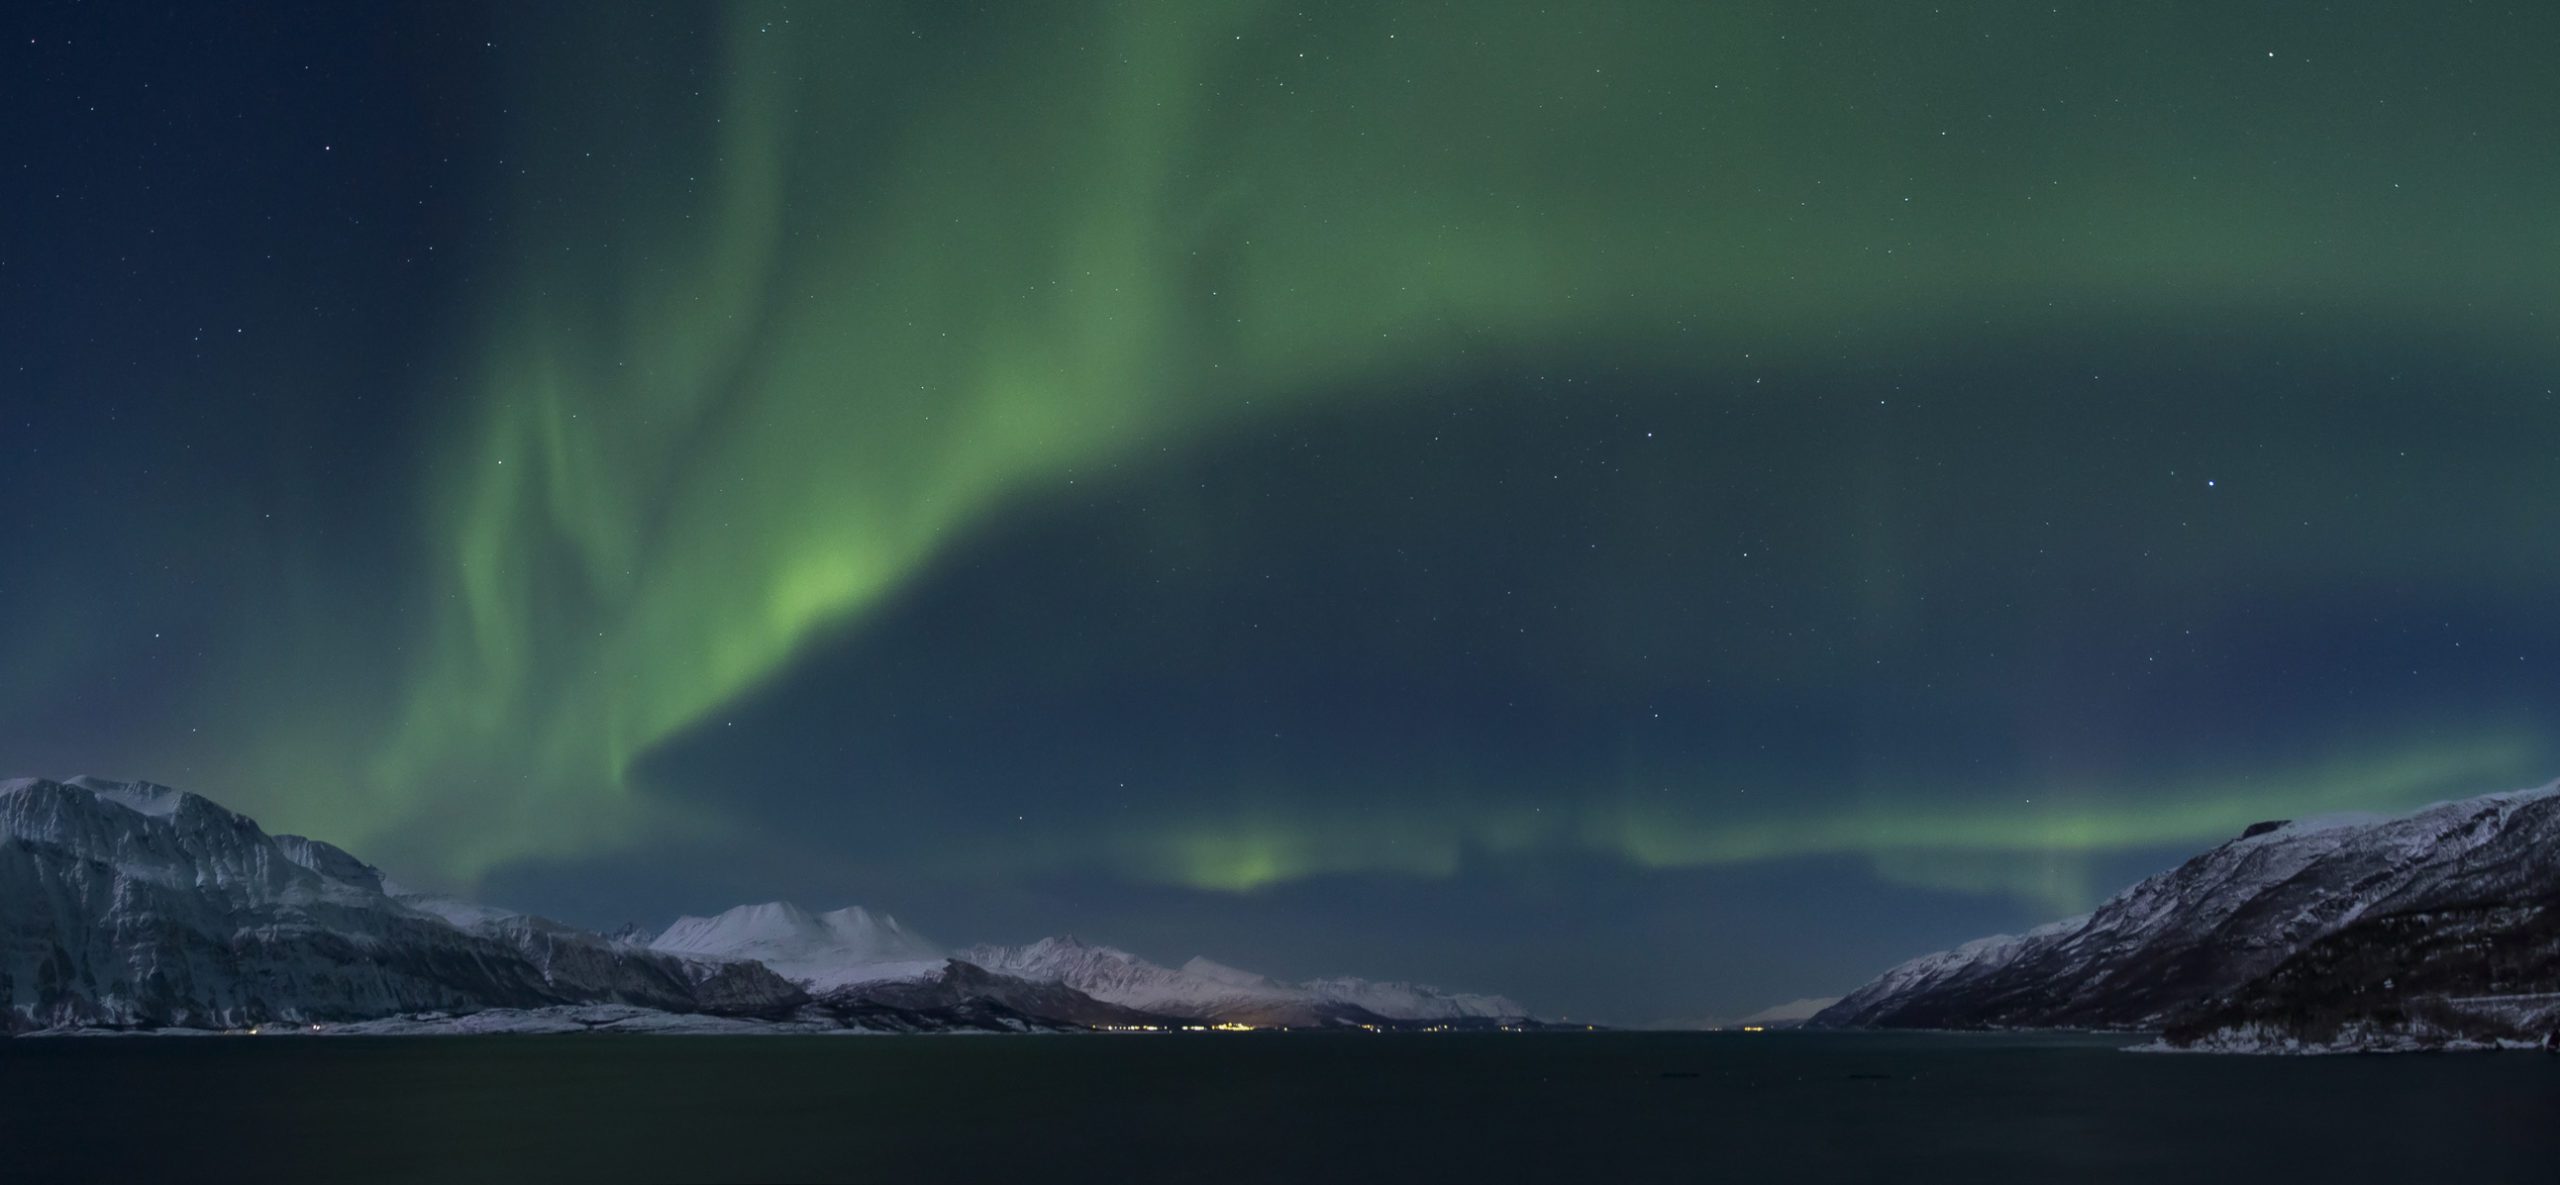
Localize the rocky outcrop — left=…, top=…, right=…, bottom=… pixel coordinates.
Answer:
left=0, top=776, right=803, bottom=1033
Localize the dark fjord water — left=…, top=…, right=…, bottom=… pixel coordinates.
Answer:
left=4, top=1031, right=2554, bottom=1183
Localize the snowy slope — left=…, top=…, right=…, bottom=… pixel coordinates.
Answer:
left=1815, top=779, right=2560, bottom=1032
left=651, top=902, right=945, bottom=990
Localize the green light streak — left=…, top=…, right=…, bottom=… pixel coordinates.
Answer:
left=1100, top=726, right=2543, bottom=912
left=283, top=1, right=2556, bottom=890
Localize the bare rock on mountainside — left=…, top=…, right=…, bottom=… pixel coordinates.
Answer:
left=0, top=776, right=804, bottom=1033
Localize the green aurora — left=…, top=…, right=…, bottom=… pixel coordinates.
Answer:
left=322, top=2, right=2559, bottom=900
left=23, top=1, right=2560, bottom=937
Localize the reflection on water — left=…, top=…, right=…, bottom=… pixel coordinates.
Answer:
left=4, top=1031, right=2555, bottom=1184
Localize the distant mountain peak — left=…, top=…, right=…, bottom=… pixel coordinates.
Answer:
left=10, top=774, right=206, bottom=820
left=955, top=937, right=1530, bottom=1025
left=651, top=900, right=944, bottom=992
left=1180, top=956, right=1276, bottom=990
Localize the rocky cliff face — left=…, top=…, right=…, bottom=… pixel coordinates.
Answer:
left=0, top=776, right=803, bottom=1033
left=1813, top=780, right=2560, bottom=1048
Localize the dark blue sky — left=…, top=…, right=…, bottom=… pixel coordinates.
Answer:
left=8, top=2, right=2558, bottom=1021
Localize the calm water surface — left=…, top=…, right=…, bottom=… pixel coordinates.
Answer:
left=3, top=1031, right=2554, bottom=1183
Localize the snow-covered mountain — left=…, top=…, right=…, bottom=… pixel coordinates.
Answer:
left=0, top=774, right=1541, bottom=1035
left=1301, top=975, right=1527, bottom=1022
left=957, top=937, right=1304, bottom=1022
left=839, top=958, right=1179, bottom=1030
left=651, top=902, right=945, bottom=991
left=649, top=918, right=1536, bottom=1028
left=957, top=935, right=1529, bottom=1026
left=1813, top=779, right=2560, bottom=1047
left=0, top=776, right=802, bottom=1033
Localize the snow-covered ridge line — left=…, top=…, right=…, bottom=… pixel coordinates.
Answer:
left=958, top=933, right=1529, bottom=1024
left=650, top=901, right=946, bottom=992
left=653, top=916, right=1537, bottom=1025
left=2, top=776, right=1538, bottom=1035
left=1813, top=777, right=2560, bottom=1049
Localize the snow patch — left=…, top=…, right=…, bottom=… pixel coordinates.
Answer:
left=651, top=901, right=944, bottom=990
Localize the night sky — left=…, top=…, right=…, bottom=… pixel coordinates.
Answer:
left=9, top=1, right=2559, bottom=1023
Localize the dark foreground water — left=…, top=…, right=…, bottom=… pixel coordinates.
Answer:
left=4, top=1030, right=2556, bottom=1183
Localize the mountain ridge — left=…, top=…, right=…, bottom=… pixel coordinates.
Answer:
left=0, top=776, right=1535, bottom=1034
left=1812, top=778, right=2560, bottom=1050
left=0, top=775, right=805, bottom=1033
